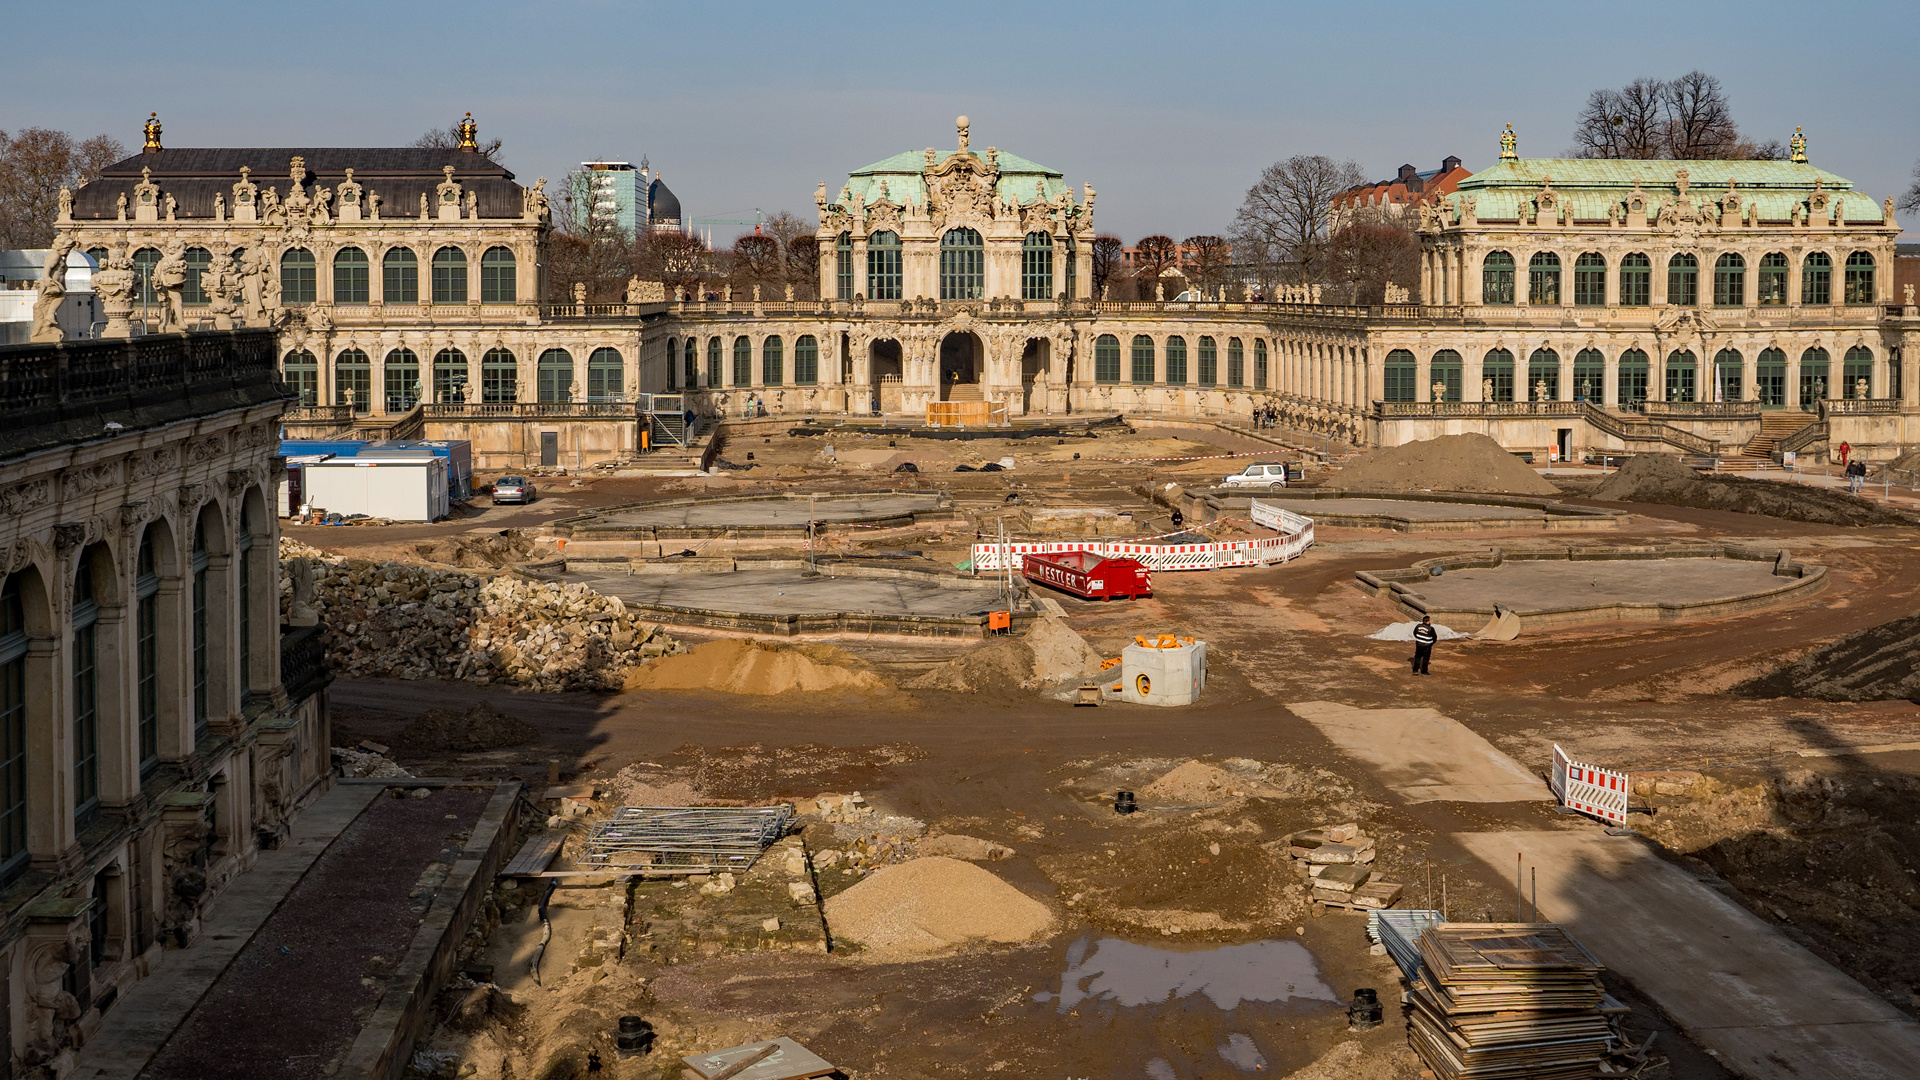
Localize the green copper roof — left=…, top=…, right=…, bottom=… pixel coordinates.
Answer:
left=842, top=148, right=1069, bottom=209
left=1449, top=158, right=1890, bottom=225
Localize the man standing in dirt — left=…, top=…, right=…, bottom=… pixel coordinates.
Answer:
left=1412, top=616, right=1437, bottom=675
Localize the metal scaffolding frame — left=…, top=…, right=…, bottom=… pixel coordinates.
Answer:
left=581, top=805, right=795, bottom=874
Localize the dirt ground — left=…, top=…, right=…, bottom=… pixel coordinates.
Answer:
left=296, top=421, right=1920, bottom=1080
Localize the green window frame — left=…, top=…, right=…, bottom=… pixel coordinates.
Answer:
left=1429, top=350, right=1462, bottom=401
left=3, top=579, right=40, bottom=872
left=1802, top=252, right=1831, bottom=305
left=135, top=533, right=159, bottom=776
left=279, top=248, right=316, bottom=305
left=1130, top=336, right=1155, bottom=384
left=1666, top=253, right=1697, bottom=307
left=1573, top=349, right=1604, bottom=402
left=1843, top=251, right=1875, bottom=305
left=182, top=246, right=212, bottom=304
left=1665, top=350, right=1697, bottom=403
left=1022, top=232, right=1054, bottom=301
left=1064, top=235, right=1077, bottom=300
left=481, top=348, right=516, bottom=403
left=1755, top=349, right=1787, bottom=407
left=1713, top=348, right=1743, bottom=403
left=1164, top=336, right=1188, bottom=385
left=480, top=246, right=516, bottom=303
left=794, top=336, right=819, bottom=386
left=537, top=349, right=574, bottom=403
left=433, top=349, right=469, bottom=403
left=1572, top=252, right=1605, bottom=306
left=1226, top=338, right=1245, bottom=387
left=683, top=338, right=698, bottom=389
left=1383, top=349, right=1416, bottom=403
left=762, top=336, right=784, bottom=386
left=939, top=228, right=984, bottom=300
left=282, top=349, right=318, bottom=405
left=1094, top=334, right=1121, bottom=384
left=72, top=561, right=99, bottom=823
left=382, top=247, right=419, bottom=303
left=333, top=247, right=369, bottom=304
left=1799, top=347, right=1830, bottom=406
left=383, top=348, right=420, bottom=412
left=867, top=232, right=902, bottom=300
left=1758, top=252, right=1788, bottom=305
left=1254, top=341, right=1268, bottom=389
left=835, top=233, right=853, bottom=301
left=1482, top=348, right=1514, bottom=402
left=431, top=247, right=468, bottom=304
left=1843, top=346, right=1873, bottom=398
left=132, top=247, right=161, bottom=305
left=1712, top=253, right=1744, bottom=307
left=335, top=348, right=371, bottom=412
left=707, top=338, right=723, bottom=388
left=1482, top=250, right=1515, bottom=305
left=587, top=348, right=623, bottom=401
left=1619, top=253, right=1651, bottom=306
left=1527, top=349, right=1560, bottom=400
left=732, top=337, right=751, bottom=386
left=1197, top=337, right=1218, bottom=386
left=1527, top=252, right=1560, bottom=305
left=1618, top=349, right=1649, bottom=407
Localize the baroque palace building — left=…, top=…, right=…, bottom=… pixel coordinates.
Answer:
left=53, top=114, right=1920, bottom=466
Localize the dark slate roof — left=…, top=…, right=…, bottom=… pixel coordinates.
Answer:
left=71, top=148, right=529, bottom=222
left=649, top=178, right=681, bottom=222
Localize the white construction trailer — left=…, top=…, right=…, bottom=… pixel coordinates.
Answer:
left=299, top=456, right=449, bottom=522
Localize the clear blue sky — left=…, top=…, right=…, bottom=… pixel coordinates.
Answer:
left=8, top=0, right=1916, bottom=241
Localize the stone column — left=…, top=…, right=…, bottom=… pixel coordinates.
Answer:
left=1603, top=352, right=1619, bottom=408
left=1786, top=340, right=1802, bottom=409
left=1421, top=253, right=1433, bottom=305
left=1465, top=350, right=1483, bottom=402
left=1651, top=346, right=1667, bottom=402
left=1558, top=348, right=1573, bottom=401
left=853, top=237, right=868, bottom=299
left=1417, top=350, right=1431, bottom=402
left=1903, top=329, right=1920, bottom=409
left=1872, top=350, right=1889, bottom=400
left=1743, top=348, right=1758, bottom=405
left=1464, top=248, right=1482, bottom=305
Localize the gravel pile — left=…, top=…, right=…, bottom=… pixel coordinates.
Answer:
left=1331, top=434, right=1558, bottom=496
left=1591, top=455, right=1914, bottom=526
left=823, top=856, right=1054, bottom=956
left=280, top=539, right=679, bottom=692
left=1736, top=611, right=1920, bottom=702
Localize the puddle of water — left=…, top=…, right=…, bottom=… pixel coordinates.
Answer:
left=1034, top=935, right=1338, bottom=1012
left=1145, top=1059, right=1178, bottom=1080
left=1218, top=1033, right=1268, bottom=1072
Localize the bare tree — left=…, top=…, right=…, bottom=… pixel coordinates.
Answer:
left=545, top=173, right=631, bottom=302
left=1132, top=235, right=1178, bottom=280
left=760, top=210, right=819, bottom=299
left=0, top=127, right=125, bottom=248
left=728, top=233, right=781, bottom=294
left=1231, top=154, right=1366, bottom=287
left=1182, top=235, right=1232, bottom=297
left=413, top=124, right=503, bottom=161
left=1571, top=78, right=1665, bottom=160
left=1661, top=71, right=1741, bottom=158
left=1570, top=72, right=1764, bottom=160
left=1090, top=234, right=1124, bottom=297
left=1900, top=159, right=1920, bottom=215
left=1325, top=209, right=1421, bottom=305
left=634, top=231, right=711, bottom=296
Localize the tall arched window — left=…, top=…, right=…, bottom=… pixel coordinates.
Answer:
left=1802, top=252, right=1832, bottom=305
left=1384, top=349, right=1416, bottom=402
left=1527, top=349, right=1560, bottom=400
left=1064, top=235, right=1078, bottom=300
left=432, top=349, right=469, bottom=403
left=283, top=349, right=318, bottom=404
left=1758, top=252, right=1788, bottom=305
left=939, top=228, right=984, bottom=300
left=1430, top=350, right=1462, bottom=401
left=794, top=336, right=819, bottom=386
left=1197, top=337, right=1218, bottom=387
left=280, top=248, right=316, bottom=304
left=481, top=348, right=516, bottom=403
left=1226, top=338, right=1245, bottom=388
left=1843, top=346, right=1873, bottom=398
left=1527, top=252, right=1560, bottom=305
left=335, top=348, right=371, bottom=412
left=432, top=247, right=468, bottom=304
left=1573, top=253, right=1605, bottom=306
left=1573, top=349, right=1604, bottom=402
left=132, top=247, right=162, bottom=305
left=333, top=247, right=369, bottom=304
left=587, top=348, right=623, bottom=401
left=72, top=554, right=101, bottom=823
left=383, top=247, right=419, bottom=303
left=1713, top=253, right=1745, bottom=307
left=1094, top=334, right=1121, bottom=384
left=684, top=338, right=698, bottom=388
left=1665, top=350, right=1697, bottom=403
left=182, top=247, right=212, bottom=304
left=1482, top=251, right=1515, bottom=305
left=1618, top=349, right=1649, bottom=407
left=134, top=528, right=161, bottom=776
left=1482, top=348, right=1515, bottom=402
left=537, top=349, right=574, bottom=403
left=480, top=246, right=516, bottom=303
left=1254, top=340, right=1269, bottom=390
left=1164, top=336, right=1188, bottom=385
left=732, top=337, right=751, bottom=387
left=762, top=336, right=784, bottom=386
left=867, top=231, right=902, bottom=300
left=190, top=514, right=211, bottom=743
left=1619, top=253, right=1651, bottom=306
left=1667, top=253, right=1698, bottom=306
left=0, top=572, right=30, bottom=878
left=1713, top=348, right=1744, bottom=402
left=1799, top=347, right=1830, bottom=406
left=1756, top=348, right=1786, bottom=407
left=1022, top=232, right=1054, bottom=300
left=1130, top=336, right=1155, bottom=384
left=383, top=348, right=420, bottom=411
left=835, top=233, right=853, bottom=300
left=707, top=338, right=723, bottom=387
left=1844, top=251, right=1875, bottom=305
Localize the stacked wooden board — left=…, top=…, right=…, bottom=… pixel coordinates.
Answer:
left=1408, top=924, right=1613, bottom=1080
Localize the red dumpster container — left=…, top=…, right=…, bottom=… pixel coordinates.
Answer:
left=1021, top=550, right=1152, bottom=600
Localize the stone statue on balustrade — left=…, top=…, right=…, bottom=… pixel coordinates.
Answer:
left=240, top=247, right=271, bottom=325
left=1431, top=380, right=1447, bottom=402
left=1857, top=377, right=1869, bottom=400
left=1534, top=378, right=1550, bottom=402
left=1481, top=377, right=1494, bottom=401
left=202, top=253, right=241, bottom=330
left=92, top=248, right=138, bottom=338
left=152, top=244, right=188, bottom=331
left=31, top=239, right=75, bottom=343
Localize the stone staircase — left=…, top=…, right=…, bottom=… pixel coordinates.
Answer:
left=942, top=382, right=984, bottom=402
left=1740, top=412, right=1815, bottom=460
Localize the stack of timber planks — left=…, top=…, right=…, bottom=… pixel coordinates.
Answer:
left=1408, top=924, right=1614, bottom=1080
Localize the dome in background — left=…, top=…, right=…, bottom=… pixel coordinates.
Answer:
left=648, top=177, right=681, bottom=222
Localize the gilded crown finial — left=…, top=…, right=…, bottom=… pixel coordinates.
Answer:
left=457, top=112, right=478, bottom=152
left=143, top=112, right=162, bottom=153
left=1789, top=126, right=1807, bottom=164
left=1499, top=123, right=1517, bottom=160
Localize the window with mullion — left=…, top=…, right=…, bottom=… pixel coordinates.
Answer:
left=1197, top=337, right=1218, bottom=386
left=1094, top=335, right=1120, bottom=384
left=1022, top=233, right=1054, bottom=301
left=1619, top=253, right=1651, bottom=306
left=794, top=336, right=819, bottom=385
left=183, top=247, right=212, bottom=304
left=384, top=349, right=421, bottom=412
left=707, top=338, right=723, bottom=387
left=1384, top=350, right=1416, bottom=402
left=280, top=248, right=316, bottom=305
left=835, top=234, right=853, bottom=300
left=192, top=542, right=209, bottom=744
left=1843, top=252, right=1875, bottom=305
left=1164, top=337, right=1187, bottom=385
left=939, top=228, right=984, bottom=300
left=1572, top=253, right=1605, bottom=306
left=1573, top=350, right=1604, bottom=402
left=481, top=348, right=516, bottom=403
left=1130, top=336, right=1155, bottom=383
left=1802, top=253, right=1831, bottom=305
left=1226, top=339, right=1245, bottom=387
left=480, top=247, right=516, bottom=303
left=383, top=248, right=419, bottom=303
left=867, top=232, right=902, bottom=300
left=1483, top=349, right=1515, bottom=402
left=433, top=349, right=469, bottom=403
left=732, top=338, right=751, bottom=387
left=333, top=247, right=369, bottom=304
left=432, top=247, right=468, bottom=304
left=1758, top=252, right=1788, bottom=306
left=1482, top=251, right=1515, bottom=305
left=73, top=565, right=99, bottom=822
left=136, top=569, right=158, bottom=775
left=1713, top=254, right=1744, bottom=307
left=762, top=336, right=784, bottom=386
left=587, top=348, right=623, bottom=401
left=1667, top=254, right=1698, bottom=306
left=1527, top=252, right=1560, bottom=305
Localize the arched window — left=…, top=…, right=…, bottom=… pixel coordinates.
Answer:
left=282, top=349, right=318, bottom=404
left=587, top=348, right=623, bottom=401
left=1758, top=252, right=1789, bottom=306
left=1130, top=336, right=1155, bottom=384
left=333, top=247, right=369, bottom=304
left=835, top=233, right=853, bottom=301
left=1712, top=253, right=1745, bottom=307
left=794, top=336, right=819, bottom=386
left=432, top=348, right=468, bottom=403
left=1714, top=348, right=1743, bottom=403
left=1665, top=350, right=1697, bottom=403
left=1094, top=334, right=1121, bottom=384
left=132, top=247, right=162, bottom=305
left=1064, top=234, right=1078, bottom=300
left=1430, top=349, right=1462, bottom=401
left=1573, top=253, right=1605, bottom=306
left=1843, top=346, right=1873, bottom=398
left=1527, top=349, right=1560, bottom=400
left=1619, top=253, right=1652, bottom=306
left=732, top=337, right=751, bottom=387
left=190, top=514, right=211, bottom=742
left=1799, top=347, right=1830, bottom=406
left=707, top=338, right=723, bottom=388
left=1527, top=252, right=1561, bottom=305
left=1, top=572, right=30, bottom=875
left=134, top=527, right=162, bottom=776
left=1022, top=232, right=1054, bottom=301
left=1756, top=348, right=1787, bottom=407
left=867, top=231, right=902, bottom=300
left=762, top=336, right=784, bottom=386
left=1226, top=338, right=1245, bottom=388
left=939, top=228, right=984, bottom=300
left=1164, top=336, right=1188, bottom=385
left=1802, top=252, right=1832, bottom=305
left=1482, top=348, right=1514, bottom=402
left=85, top=247, right=108, bottom=272
left=382, top=247, right=419, bottom=303
left=536, top=349, right=574, bottom=403
left=1384, top=349, right=1416, bottom=403
left=1482, top=251, right=1515, bottom=305
left=383, top=348, right=420, bottom=411
left=1254, top=340, right=1269, bottom=390
left=182, top=247, right=212, bottom=304
left=480, top=246, right=516, bottom=303
left=279, top=248, right=316, bottom=304
left=72, top=553, right=101, bottom=821
left=1573, top=349, right=1604, bottom=402
left=684, top=338, right=698, bottom=389
left=431, top=247, right=468, bottom=304
left=1666, top=253, right=1698, bottom=307
left=1197, top=336, right=1218, bottom=387
left=335, top=348, right=371, bottom=412
left=1618, top=349, right=1649, bottom=407
left=1844, top=251, right=1875, bottom=305
left=481, top=348, right=516, bottom=403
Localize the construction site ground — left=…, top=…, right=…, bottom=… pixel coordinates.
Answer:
left=262, top=422, right=1920, bottom=1079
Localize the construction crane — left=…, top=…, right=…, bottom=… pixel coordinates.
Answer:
left=687, top=209, right=762, bottom=249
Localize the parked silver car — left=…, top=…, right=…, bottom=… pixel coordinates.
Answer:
left=1221, top=463, right=1289, bottom=490
left=491, top=476, right=536, bottom=504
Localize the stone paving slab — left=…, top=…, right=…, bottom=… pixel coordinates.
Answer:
left=577, top=567, right=998, bottom=618
left=1405, top=557, right=1785, bottom=614
left=602, top=493, right=941, bottom=528
left=1286, top=701, right=1551, bottom=803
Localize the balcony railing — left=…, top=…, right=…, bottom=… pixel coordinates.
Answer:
left=279, top=623, right=332, bottom=704
left=1375, top=400, right=1584, bottom=418
left=420, top=400, right=638, bottom=419
left=1640, top=401, right=1762, bottom=419
left=1821, top=397, right=1902, bottom=415
left=282, top=403, right=355, bottom=425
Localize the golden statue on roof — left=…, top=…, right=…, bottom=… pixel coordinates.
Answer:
left=143, top=112, right=162, bottom=153
left=1789, top=127, right=1807, bottom=164
left=457, top=112, right=478, bottom=152
left=1499, top=124, right=1517, bottom=160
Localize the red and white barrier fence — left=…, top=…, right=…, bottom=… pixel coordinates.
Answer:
left=971, top=501, right=1313, bottom=573
left=1550, top=744, right=1629, bottom=826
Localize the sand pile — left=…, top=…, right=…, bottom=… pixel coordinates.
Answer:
left=917, top=834, right=1015, bottom=861
left=1138, top=760, right=1256, bottom=803
left=1330, top=434, right=1557, bottom=496
left=623, top=638, right=892, bottom=696
left=823, top=856, right=1053, bottom=955
left=1736, top=612, right=1920, bottom=702
left=394, top=702, right=540, bottom=753
left=906, top=618, right=1106, bottom=693
left=1592, top=454, right=1914, bottom=526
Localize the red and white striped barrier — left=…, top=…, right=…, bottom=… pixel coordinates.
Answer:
left=1078, top=449, right=1289, bottom=464
left=971, top=504, right=1313, bottom=573
left=1550, top=744, right=1629, bottom=826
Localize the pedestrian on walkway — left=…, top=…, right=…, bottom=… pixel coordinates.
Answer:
left=1412, top=615, right=1437, bottom=675
left=1847, top=457, right=1867, bottom=493
left=1838, top=441, right=1852, bottom=468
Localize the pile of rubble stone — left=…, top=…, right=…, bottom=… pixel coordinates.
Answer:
left=1279, top=822, right=1404, bottom=910
left=279, top=539, right=680, bottom=692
